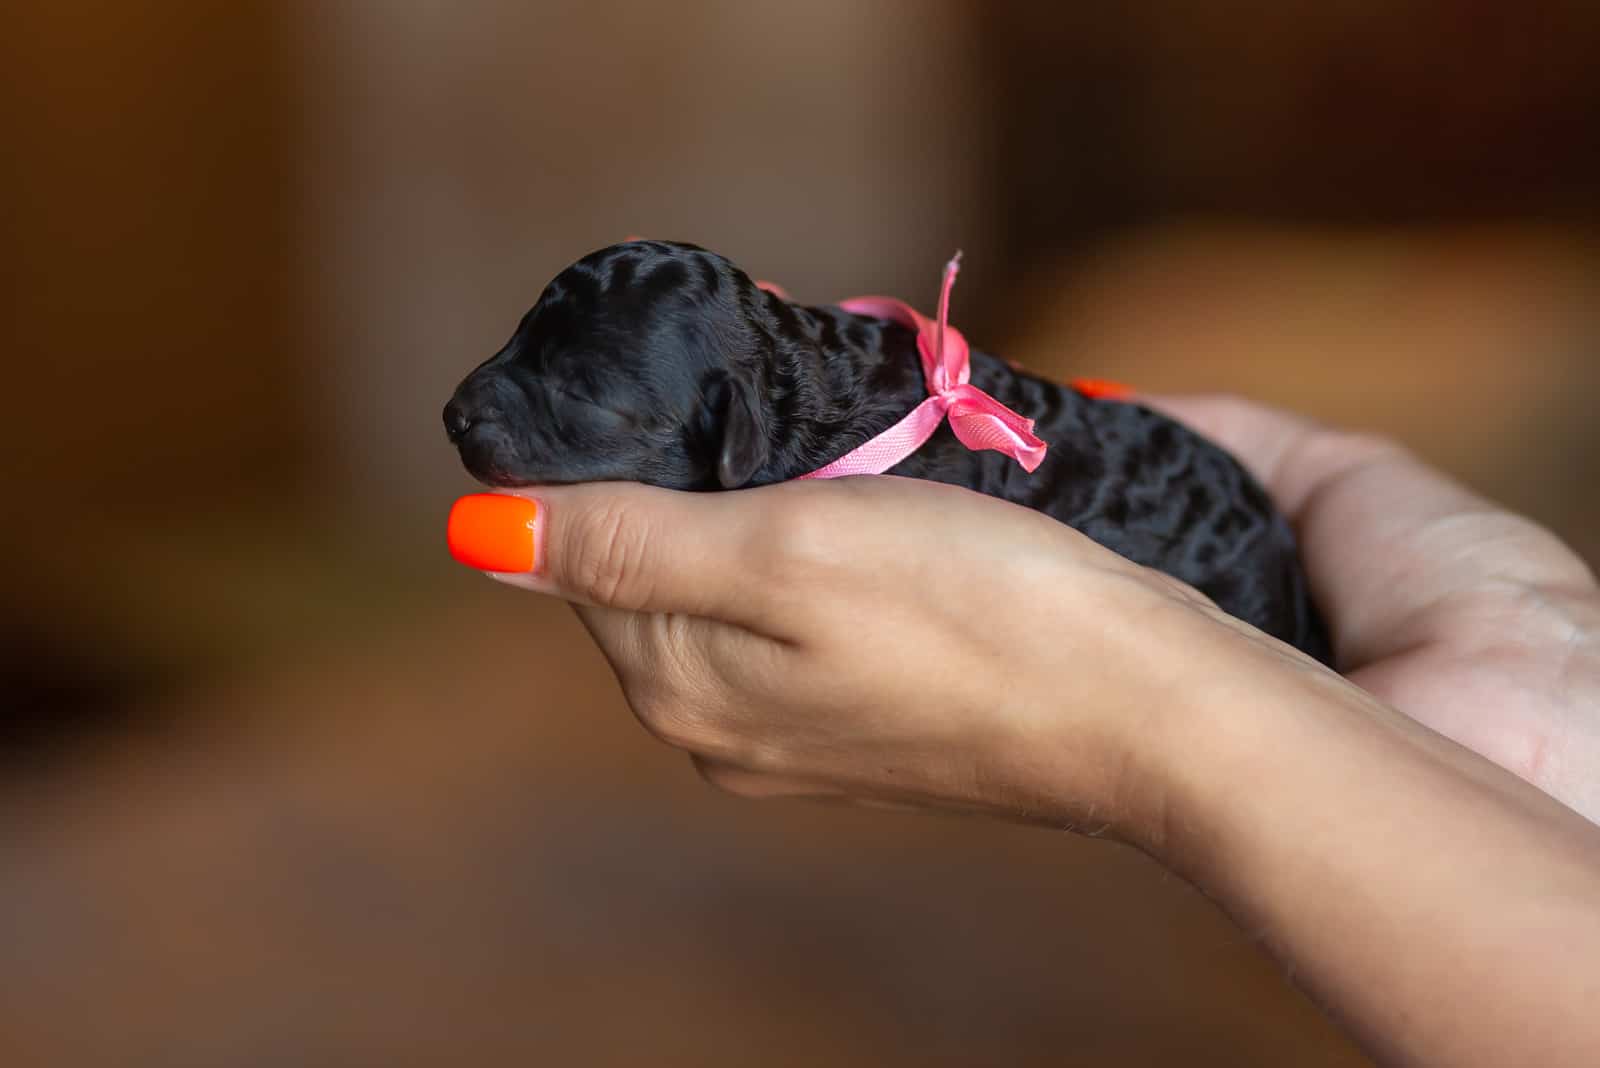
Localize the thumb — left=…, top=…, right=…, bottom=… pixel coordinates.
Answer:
left=445, top=482, right=773, bottom=621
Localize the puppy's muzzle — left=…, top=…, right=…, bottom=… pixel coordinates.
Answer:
left=444, top=372, right=533, bottom=484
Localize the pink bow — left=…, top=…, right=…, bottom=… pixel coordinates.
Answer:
left=763, top=254, right=1047, bottom=480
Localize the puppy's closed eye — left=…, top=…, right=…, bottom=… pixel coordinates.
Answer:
left=549, top=383, right=619, bottom=415
left=556, top=405, right=637, bottom=449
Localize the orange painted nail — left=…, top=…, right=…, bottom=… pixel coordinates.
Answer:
left=447, top=494, right=542, bottom=572
left=1070, top=377, right=1136, bottom=401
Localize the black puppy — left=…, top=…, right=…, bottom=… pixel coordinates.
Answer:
left=445, top=240, right=1331, bottom=663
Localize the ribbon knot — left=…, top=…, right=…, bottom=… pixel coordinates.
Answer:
left=783, top=253, right=1048, bottom=480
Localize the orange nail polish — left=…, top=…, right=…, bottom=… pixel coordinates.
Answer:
left=1070, top=377, right=1136, bottom=401
left=447, top=494, right=541, bottom=572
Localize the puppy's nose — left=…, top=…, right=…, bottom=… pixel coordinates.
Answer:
left=443, top=399, right=473, bottom=443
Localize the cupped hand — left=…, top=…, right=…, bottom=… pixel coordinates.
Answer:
left=463, top=393, right=1600, bottom=831
left=477, top=474, right=1296, bottom=843
left=1145, top=395, right=1600, bottom=820
left=451, top=400, right=1600, bottom=1068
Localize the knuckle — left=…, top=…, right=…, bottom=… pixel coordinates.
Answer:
left=627, top=681, right=718, bottom=752
left=1320, top=427, right=1405, bottom=462
left=619, top=615, right=761, bottom=754
left=1277, top=425, right=1409, bottom=492
left=566, top=500, right=654, bottom=608
left=1204, top=391, right=1254, bottom=418
left=1189, top=392, right=1264, bottom=429
left=692, top=758, right=746, bottom=795
left=693, top=755, right=799, bottom=800
left=757, top=497, right=840, bottom=576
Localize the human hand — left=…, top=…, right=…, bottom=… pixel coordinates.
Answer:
left=445, top=403, right=1600, bottom=1067
left=1145, top=395, right=1600, bottom=821
left=451, top=475, right=1306, bottom=845
left=447, top=392, right=1600, bottom=831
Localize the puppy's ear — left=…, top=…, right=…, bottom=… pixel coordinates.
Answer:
left=716, top=371, right=770, bottom=488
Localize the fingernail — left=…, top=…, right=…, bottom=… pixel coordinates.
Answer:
left=447, top=494, right=542, bottom=573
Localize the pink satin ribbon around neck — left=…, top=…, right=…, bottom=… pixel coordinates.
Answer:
left=758, top=254, right=1048, bottom=480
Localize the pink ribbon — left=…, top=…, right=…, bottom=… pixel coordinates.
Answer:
left=760, top=254, right=1047, bottom=480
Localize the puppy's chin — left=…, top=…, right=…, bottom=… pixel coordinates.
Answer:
left=454, top=433, right=646, bottom=488
left=459, top=457, right=569, bottom=489
left=455, top=427, right=540, bottom=487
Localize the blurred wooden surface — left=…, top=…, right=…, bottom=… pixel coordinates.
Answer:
left=0, top=580, right=1368, bottom=1067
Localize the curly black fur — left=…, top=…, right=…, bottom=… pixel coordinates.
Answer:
left=445, top=240, right=1332, bottom=663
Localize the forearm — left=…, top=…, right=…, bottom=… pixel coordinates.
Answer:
left=1148, top=641, right=1600, bottom=1065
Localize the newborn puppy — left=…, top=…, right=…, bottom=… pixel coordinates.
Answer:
left=445, top=240, right=1332, bottom=664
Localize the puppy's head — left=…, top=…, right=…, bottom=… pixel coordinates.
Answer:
left=444, top=241, right=776, bottom=490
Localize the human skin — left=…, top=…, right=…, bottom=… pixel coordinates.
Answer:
left=459, top=395, right=1600, bottom=1065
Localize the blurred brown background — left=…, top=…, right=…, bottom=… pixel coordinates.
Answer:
left=4, top=2, right=1598, bottom=1064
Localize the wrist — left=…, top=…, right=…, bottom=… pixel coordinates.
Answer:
left=979, top=577, right=1270, bottom=847
left=1116, top=610, right=1369, bottom=867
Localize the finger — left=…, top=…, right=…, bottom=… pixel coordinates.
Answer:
left=1144, top=394, right=1595, bottom=660
left=569, top=601, right=761, bottom=693
left=571, top=604, right=794, bottom=764
left=691, top=756, right=841, bottom=800
left=1139, top=393, right=1394, bottom=521
left=1145, top=394, right=1592, bottom=587
left=445, top=482, right=777, bottom=623
left=569, top=601, right=643, bottom=676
